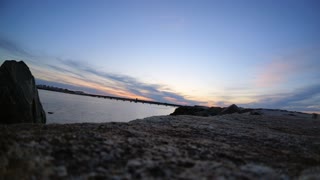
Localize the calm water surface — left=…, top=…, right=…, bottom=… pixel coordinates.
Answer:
left=39, top=90, right=175, bottom=124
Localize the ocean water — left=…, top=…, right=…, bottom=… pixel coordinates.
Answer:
left=39, top=89, right=176, bottom=124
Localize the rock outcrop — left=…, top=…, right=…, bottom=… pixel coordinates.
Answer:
left=170, top=106, right=223, bottom=116
left=312, top=113, right=318, bottom=119
left=170, top=106, right=223, bottom=117
left=219, top=104, right=240, bottom=115
left=171, top=104, right=243, bottom=116
left=0, top=60, right=46, bottom=124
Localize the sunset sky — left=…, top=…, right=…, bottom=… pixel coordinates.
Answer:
left=1, top=0, right=319, bottom=112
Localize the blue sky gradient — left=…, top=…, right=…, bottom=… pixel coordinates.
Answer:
left=1, top=0, right=319, bottom=112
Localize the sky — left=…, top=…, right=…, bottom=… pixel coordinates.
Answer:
left=1, top=0, right=320, bottom=112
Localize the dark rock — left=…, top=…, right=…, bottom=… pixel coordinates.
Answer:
left=207, top=107, right=224, bottom=116
left=170, top=106, right=208, bottom=116
left=170, top=106, right=223, bottom=116
left=0, top=60, right=46, bottom=124
left=219, top=104, right=240, bottom=115
left=250, top=111, right=262, bottom=115
left=239, top=108, right=253, bottom=114
left=312, top=113, right=318, bottom=119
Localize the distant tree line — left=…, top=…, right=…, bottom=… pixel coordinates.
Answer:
left=37, top=84, right=85, bottom=95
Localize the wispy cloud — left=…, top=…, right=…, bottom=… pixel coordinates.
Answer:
left=0, top=37, right=33, bottom=58
left=243, top=84, right=320, bottom=113
left=255, top=60, right=295, bottom=87
left=0, top=37, right=202, bottom=105
left=3, top=36, right=319, bottom=111
left=249, top=47, right=320, bottom=112
left=56, top=59, right=203, bottom=105
left=255, top=48, right=320, bottom=87
left=35, top=79, right=105, bottom=95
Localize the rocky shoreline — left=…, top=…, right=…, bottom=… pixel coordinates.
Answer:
left=1, top=111, right=320, bottom=179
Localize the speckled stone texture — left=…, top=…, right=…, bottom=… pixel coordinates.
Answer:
left=1, top=113, right=319, bottom=179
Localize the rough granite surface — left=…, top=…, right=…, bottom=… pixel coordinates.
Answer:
left=1, top=113, right=320, bottom=179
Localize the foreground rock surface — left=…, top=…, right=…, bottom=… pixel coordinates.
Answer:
left=0, top=60, right=46, bottom=124
left=1, top=112, right=320, bottom=179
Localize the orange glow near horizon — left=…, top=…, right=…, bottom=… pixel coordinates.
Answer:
left=33, top=67, right=263, bottom=106
left=30, top=63, right=271, bottom=107
left=163, top=96, right=189, bottom=105
left=31, top=65, right=153, bottom=101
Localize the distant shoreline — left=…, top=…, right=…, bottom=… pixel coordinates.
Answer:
left=37, top=85, right=183, bottom=107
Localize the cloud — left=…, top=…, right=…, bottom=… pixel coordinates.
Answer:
left=249, top=47, right=320, bottom=112
left=0, top=37, right=33, bottom=58
left=0, top=37, right=201, bottom=105
left=3, top=36, right=320, bottom=110
left=35, top=79, right=106, bottom=95
left=255, top=61, right=295, bottom=87
left=56, top=59, right=203, bottom=105
left=243, top=84, right=320, bottom=113
left=255, top=48, right=320, bottom=87
left=47, top=64, right=85, bottom=78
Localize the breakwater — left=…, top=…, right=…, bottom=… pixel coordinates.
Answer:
left=37, top=86, right=182, bottom=107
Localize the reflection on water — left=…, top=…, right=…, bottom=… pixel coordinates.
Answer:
left=39, top=90, right=175, bottom=124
